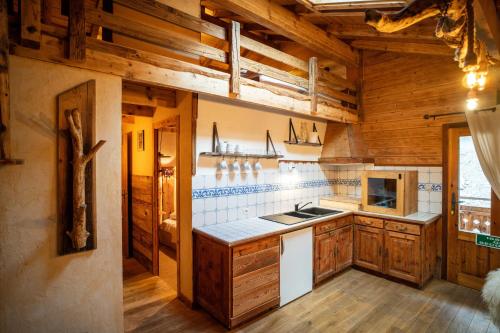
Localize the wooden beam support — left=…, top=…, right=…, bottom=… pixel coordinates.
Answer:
left=309, top=57, right=318, bottom=113
left=19, top=0, right=42, bottom=49
left=68, top=0, right=86, bottom=61
left=122, top=103, right=156, bottom=117
left=122, top=83, right=176, bottom=108
left=210, top=0, right=358, bottom=66
left=0, top=0, right=11, bottom=160
left=328, top=23, right=438, bottom=42
left=240, top=35, right=309, bottom=72
left=241, top=57, right=308, bottom=89
left=229, top=21, right=240, bottom=97
left=474, top=0, right=500, bottom=60
left=85, top=8, right=227, bottom=63
left=314, top=1, right=406, bottom=10
left=351, top=40, right=452, bottom=56
left=114, top=0, right=226, bottom=40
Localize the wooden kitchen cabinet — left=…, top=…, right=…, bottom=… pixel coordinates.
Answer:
left=353, top=216, right=438, bottom=287
left=354, top=224, right=384, bottom=272
left=384, top=230, right=421, bottom=283
left=314, top=216, right=354, bottom=284
left=194, top=234, right=280, bottom=329
left=314, top=232, right=335, bottom=283
left=336, top=225, right=353, bottom=272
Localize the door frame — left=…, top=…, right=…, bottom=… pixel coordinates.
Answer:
left=442, top=122, right=468, bottom=280
left=153, top=115, right=181, bottom=295
left=443, top=122, right=500, bottom=288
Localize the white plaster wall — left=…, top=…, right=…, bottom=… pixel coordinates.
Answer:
left=196, top=94, right=327, bottom=175
left=0, top=57, right=123, bottom=333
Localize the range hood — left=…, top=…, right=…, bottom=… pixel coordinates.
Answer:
left=319, top=123, right=374, bottom=164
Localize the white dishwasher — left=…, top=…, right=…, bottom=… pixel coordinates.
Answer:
left=280, top=227, right=313, bottom=306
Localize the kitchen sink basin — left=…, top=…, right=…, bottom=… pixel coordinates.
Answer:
left=299, top=207, right=342, bottom=216
left=283, top=211, right=315, bottom=219
left=260, top=207, right=343, bottom=225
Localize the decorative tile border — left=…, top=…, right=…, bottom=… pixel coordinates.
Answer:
left=192, top=178, right=442, bottom=199
left=418, top=183, right=443, bottom=192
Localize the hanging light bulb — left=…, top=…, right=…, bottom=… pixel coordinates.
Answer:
left=466, top=89, right=479, bottom=111
left=477, top=73, right=487, bottom=91
left=463, top=70, right=478, bottom=89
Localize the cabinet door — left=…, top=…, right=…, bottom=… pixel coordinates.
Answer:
left=384, top=231, right=421, bottom=283
left=354, top=225, right=384, bottom=272
left=335, top=225, right=353, bottom=273
left=314, top=233, right=335, bottom=284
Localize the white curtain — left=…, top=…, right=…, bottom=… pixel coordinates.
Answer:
left=465, top=107, right=500, bottom=198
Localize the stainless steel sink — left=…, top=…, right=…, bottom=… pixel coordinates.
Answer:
left=260, top=207, right=342, bottom=225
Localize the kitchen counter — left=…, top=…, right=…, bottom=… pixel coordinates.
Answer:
left=193, top=208, right=440, bottom=246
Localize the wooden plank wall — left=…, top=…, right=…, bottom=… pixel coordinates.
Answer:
left=360, top=51, right=467, bottom=166
left=131, top=175, right=154, bottom=271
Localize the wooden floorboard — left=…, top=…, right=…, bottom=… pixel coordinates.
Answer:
left=123, top=261, right=499, bottom=333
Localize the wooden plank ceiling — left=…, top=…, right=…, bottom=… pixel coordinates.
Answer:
left=202, top=0, right=448, bottom=59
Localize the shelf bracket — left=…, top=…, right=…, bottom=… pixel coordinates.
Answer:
left=266, top=130, right=278, bottom=156
left=288, top=118, right=298, bottom=143
left=211, top=122, right=221, bottom=153
left=313, top=122, right=322, bottom=145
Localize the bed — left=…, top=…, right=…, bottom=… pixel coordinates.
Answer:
left=159, top=214, right=177, bottom=251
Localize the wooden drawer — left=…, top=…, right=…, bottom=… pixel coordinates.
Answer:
left=385, top=221, right=421, bottom=235
left=233, top=264, right=279, bottom=297
left=233, top=246, right=279, bottom=277
left=232, top=281, right=279, bottom=317
left=315, top=216, right=353, bottom=235
left=233, top=236, right=279, bottom=257
left=355, top=215, right=383, bottom=229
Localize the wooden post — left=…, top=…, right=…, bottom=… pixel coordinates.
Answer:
left=68, top=0, right=86, bottom=61
left=0, top=0, right=10, bottom=161
left=19, top=0, right=41, bottom=49
left=228, top=20, right=241, bottom=97
left=346, top=51, right=363, bottom=119
left=309, top=57, right=318, bottom=113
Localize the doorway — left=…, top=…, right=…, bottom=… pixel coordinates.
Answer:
left=445, top=125, right=497, bottom=289
left=120, top=82, right=181, bottom=297
left=155, top=116, right=180, bottom=293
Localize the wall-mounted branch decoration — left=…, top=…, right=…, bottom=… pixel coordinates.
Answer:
left=65, top=108, right=105, bottom=249
left=57, top=80, right=104, bottom=254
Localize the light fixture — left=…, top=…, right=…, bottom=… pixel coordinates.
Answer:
left=466, top=89, right=479, bottom=111
left=463, top=70, right=478, bottom=89
left=159, top=153, right=172, bottom=166
left=477, top=73, right=487, bottom=91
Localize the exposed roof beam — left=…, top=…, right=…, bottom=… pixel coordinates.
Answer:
left=351, top=40, right=452, bottom=56
left=328, top=23, right=438, bottom=42
left=209, top=0, right=358, bottom=66
left=474, top=0, right=500, bottom=60
left=313, top=1, right=406, bottom=10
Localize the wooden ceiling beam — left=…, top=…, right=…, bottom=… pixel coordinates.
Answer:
left=474, top=0, right=500, bottom=60
left=209, top=0, right=358, bottom=66
left=122, top=103, right=156, bottom=117
left=122, top=83, right=176, bottom=108
left=328, top=23, right=438, bottom=42
left=313, top=1, right=406, bottom=10
left=351, top=40, right=452, bottom=56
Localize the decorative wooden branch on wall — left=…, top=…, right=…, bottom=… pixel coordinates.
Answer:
left=65, top=108, right=105, bottom=249
left=365, top=0, right=490, bottom=72
left=57, top=80, right=103, bottom=254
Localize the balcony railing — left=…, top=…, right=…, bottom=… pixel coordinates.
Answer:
left=459, top=204, right=491, bottom=235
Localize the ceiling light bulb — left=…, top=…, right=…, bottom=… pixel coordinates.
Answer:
left=466, top=97, right=479, bottom=111
left=466, top=89, right=479, bottom=111
left=477, top=73, right=487, bottom=91
left=464, top=71, right=478, bottom=89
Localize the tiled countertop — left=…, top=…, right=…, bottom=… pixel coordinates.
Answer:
left=193, top=208, right=441, bottom=246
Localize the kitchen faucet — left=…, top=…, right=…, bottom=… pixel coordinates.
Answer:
left=295, top=201, right=312, bottom=212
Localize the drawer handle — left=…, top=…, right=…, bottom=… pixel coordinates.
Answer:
left=397, top=226, right=408, bottom=231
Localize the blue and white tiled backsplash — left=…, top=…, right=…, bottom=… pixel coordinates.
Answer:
left=192, top=163, right=443, bottom=228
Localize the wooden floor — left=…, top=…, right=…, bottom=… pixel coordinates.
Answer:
left=123, top=260, right=498, bottom=333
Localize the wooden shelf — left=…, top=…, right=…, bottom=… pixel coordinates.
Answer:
left=0, top=158, right=24, bottom=165
left=200, top=152, right=284, bottom=159
left=284, top=140, right=322, bottom=147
